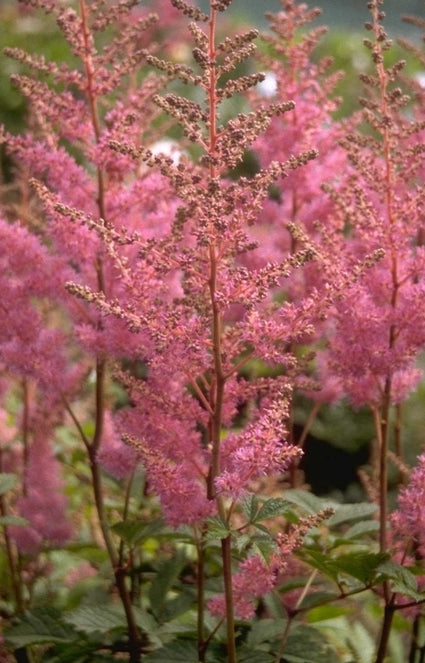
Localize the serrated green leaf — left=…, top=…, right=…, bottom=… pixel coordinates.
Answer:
left=64, top=604, right=127, bottom=634
left=327, top=503, right=377, bottom=527
left=247, top=618, right=287, bottom=646
left=5, top=608, right=78, bottom=648
left=111, top=518, right=165, bottom=545
left=144, top=640, right=199, bottom=662
left=205, top=516, right=231, bottom=541
left=234, top=533, right=251, bottom=553
left=335, top=552, right=388, bottom=585
left=149, top=551, right=187, bottom=620
left=0, top=473, right=17, bottom=496
left=254, top=497, right=292, bottom=522
left=376, top=561, right=423, bottom=600
left=251, top=535, right=276, bottom=560
left=241, top=494, right=259, bottom=523
left=283, top=624, right=339, bottom=663
left=132, top=606, right=158, bottom=633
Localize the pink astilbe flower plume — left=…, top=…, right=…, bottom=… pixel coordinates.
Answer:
left=11, top=435, right=73, bottom=555
left=392, top=452, right=425, bottom=559
left=323, top=2, right=425, bottom=413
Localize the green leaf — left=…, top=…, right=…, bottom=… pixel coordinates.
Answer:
left=239, top=647, right=274, bottom=662
left=376, top=560, right=423, bottom=600
left=247, top=618, right=287, bottom=647
left=283, top=490, right=331, bottom=516
left=162, top=590, right=194, bottom=622
left=0, top=515, right=29, bottom=527
left=63, top=604, right=128, bottom=634
left=144, top=640, right=199, bottom=662
left=282, top=624, right=339, bottom=663
left=132, top=607, right=158, bottom=633
left=335, top=552, right=388, bottom=585
left=262, top=591, right=286, bottom=618
left=111, top=518, right=165, bottom=545
left=149, top=551, right=187, bottom=621
left=343, top=520, right=380, bottom=539
left=5, top=608, right=78, bottom=648
left=0, top=473, right=17, bottom=496
left=327, top=503, right=377, bottom=527
left=41, top=639, right=98, bottom=663
left=344, top=621, right=376, bottom=663
left=254, top=497, right=292, bottom=522
left=241, top=494, right=259, bottom=523
left=250, top=534, right=276, bottom=560
left=205, top=516, right=231, bottom=541
left=305, top=604, right=349, bottom=622
left=234, top=533, right=252, bottom=553
left=253, top=523, right=272, bottom=535
left=300, top=548, right=340, bottom=582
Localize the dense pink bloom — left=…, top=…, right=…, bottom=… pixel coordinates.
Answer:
left=11, top=434, right=73, bottom=555
left=208, top=555, right=278, bottom=620
left=97, top=410, right=137, bottom=480
left=392, top=453, right=425, bottom=557
left=216, top=396, right=302, bottom=498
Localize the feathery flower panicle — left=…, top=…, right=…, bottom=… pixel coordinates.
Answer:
left=392, top=452, right=425, bottom=557
left=208, top=554, right=278, bottom=620
left=8, top=402, right=73, bottom=555
left=323, top=1, right=425, bottom=409
left=99, top=0, right=325, bottom=532
left=96, top=410, right=137, bottom=480
left=215, top=395, right=302, bottom=499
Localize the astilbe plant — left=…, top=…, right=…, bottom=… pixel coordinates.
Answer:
left=248, top=0, right=351, bottom=465
left=0, top=0, right=321, bottom=660
left=317, top=1, right=425, bottom=659
left=3, top=1, right=425, bottom=663
left=57, top=0, right=337, bottom=659
left=0, top=0, right=181, bottom=660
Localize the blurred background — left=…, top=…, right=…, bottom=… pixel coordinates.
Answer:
left=198, top=0, right=425, bottom=35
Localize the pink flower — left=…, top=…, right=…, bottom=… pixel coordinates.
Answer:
left=392, top=452, right=425, bottom=558
left=208, top=555, right=278, bottom=620
left=97, top=410, right=137, bottom=480
left=11, top=435, right=72, bottom=555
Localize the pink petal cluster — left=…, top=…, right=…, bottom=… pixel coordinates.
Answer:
left=208, top=554, right=278, bottom=620
left=392, top=452, right=425, bottom=557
